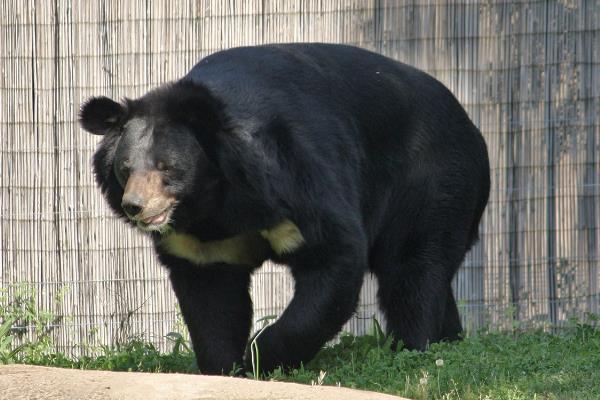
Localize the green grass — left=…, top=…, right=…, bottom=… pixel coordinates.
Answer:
left=271, top=326, right=600, bottom=399
left=13, top=333, right=199, bottom=374
left=2, top=288, right=600, bottom=399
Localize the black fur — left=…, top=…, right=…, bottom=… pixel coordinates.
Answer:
left=81, top=43, right=490, bottom=375
left=79, top=96, right=127, bottom=135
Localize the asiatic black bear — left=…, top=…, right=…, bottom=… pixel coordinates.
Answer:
left=80, top=43, right=490, bottom=375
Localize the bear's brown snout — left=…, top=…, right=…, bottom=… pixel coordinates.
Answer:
left=121, top=170, right=175, bottom=225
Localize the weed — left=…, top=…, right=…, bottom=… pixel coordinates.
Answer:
left=248, top=314, right=277, bottom=379
left=0, top=285, right=60, bottom=364
left=0, top=316, right=24, bottom=363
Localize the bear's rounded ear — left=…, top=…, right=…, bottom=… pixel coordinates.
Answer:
left=79, top=96, right=126, bottom=135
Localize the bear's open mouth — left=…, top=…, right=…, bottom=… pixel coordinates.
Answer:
left=137, top=205, right=174, bottom=231
left=142, top=209, right=169, bottom=225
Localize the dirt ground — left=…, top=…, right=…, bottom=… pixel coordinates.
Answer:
left=0, top=364, right=406, bottom=400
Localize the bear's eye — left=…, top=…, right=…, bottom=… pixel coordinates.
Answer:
left=120, top=159, right=131, bottom=173
left=157, top=161, right=169, bottom=171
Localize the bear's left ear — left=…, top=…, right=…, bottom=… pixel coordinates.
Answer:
left=79, top=96, right=126, bottom=135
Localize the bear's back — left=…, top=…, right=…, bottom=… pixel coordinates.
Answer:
left=184, top=44, right=481, bottom=169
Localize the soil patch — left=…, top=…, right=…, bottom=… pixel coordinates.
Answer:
left=0, top=364, right=406, bottom=400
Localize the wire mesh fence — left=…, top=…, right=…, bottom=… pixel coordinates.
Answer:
left=1, top=0, right=599, bottom=354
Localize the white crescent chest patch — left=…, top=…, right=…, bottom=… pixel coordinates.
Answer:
left=259, top=219, right=305, bottom=255
left=159, top=219, right=305, bottom=266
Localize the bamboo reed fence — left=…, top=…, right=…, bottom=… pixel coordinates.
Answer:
left=1, top=0, right=599, bottom=354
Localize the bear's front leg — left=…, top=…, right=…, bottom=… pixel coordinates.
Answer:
left=166, top=260, right=253, bottom=375
left=246, top=232, right=367, bottom=375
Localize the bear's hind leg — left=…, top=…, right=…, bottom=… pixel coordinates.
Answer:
left=167, top=261, right=253, bottom=375
left=441, top=289, right=462, bottom=342
left=373, top=249, right=462, bottom=351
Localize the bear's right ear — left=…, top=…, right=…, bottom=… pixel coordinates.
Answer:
left=79, top=96, right=126, bottom=135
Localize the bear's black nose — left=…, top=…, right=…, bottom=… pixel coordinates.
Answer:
left=121, top=196, right=144, bottom=217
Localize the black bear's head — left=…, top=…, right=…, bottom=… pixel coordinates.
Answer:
left=79, top=81, right=225, bottom=235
